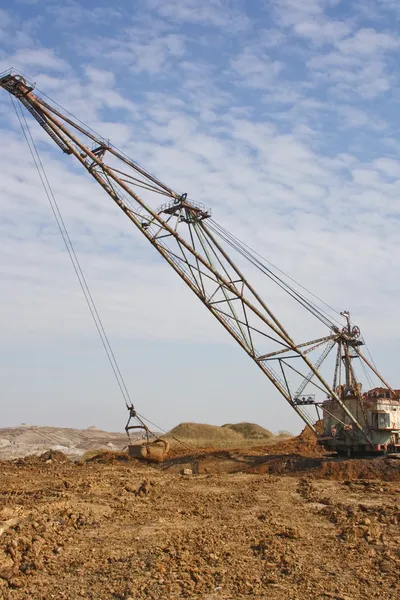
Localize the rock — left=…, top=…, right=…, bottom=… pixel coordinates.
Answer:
left=181, top=469, right=193, bottom=476
left=0, top=550, right=13, bottom=571
left=0, top=568, right=14, bottom=581
left=380, top=560, right=393, bottom=573
left=8, top=577, right=24, bottom=589
left=135, top=480, right=153, bottom=496
left=276, top=527, right=301, bottom=540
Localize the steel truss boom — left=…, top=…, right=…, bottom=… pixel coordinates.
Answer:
left=294, top=340, right=336, bottom=401
left=0, top=71, right=372, bottom=441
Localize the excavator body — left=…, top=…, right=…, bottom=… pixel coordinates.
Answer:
left=320, top=388, right=400, bottom=454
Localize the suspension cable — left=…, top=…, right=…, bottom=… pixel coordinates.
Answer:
left=11, top=95, right=209, bottom=452
left=11, top=94, right=133, bottom=410
left=361, top=336, right=379, bottom=372
left=209, top=219, right=342, bottom=323
left=34, top=84, right=177, bottom=197
left=206, top=220, right=336, bottom=329
left=359, top=357, right=375, bottom=389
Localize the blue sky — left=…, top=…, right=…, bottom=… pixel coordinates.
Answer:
left=1, top=0, right=400, bottom=434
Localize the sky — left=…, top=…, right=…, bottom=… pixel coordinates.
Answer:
left=1, top=0, right=400, bottom=435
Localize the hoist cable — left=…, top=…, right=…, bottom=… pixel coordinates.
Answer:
left=362, top=336, right=379, bottom=372
left=359, top=358, right=375, bottom=389
left=206, top=220, right=333, bottom=326
left=208, top=219, right=342, bottom=326
left=206, top=220, right=335, bottom=329
left=35, top=84, right=177, bottom=198
left=11, top=95, right=133, bottom=410
left=11, top=96, right=209, bottom=452
left=209, top=220, right=340, bottom=325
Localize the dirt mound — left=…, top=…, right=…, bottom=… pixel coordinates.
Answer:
left=314, top=456, right=400, bottom=481
left=38, top=449, right=69, bottom=463
left=247, top=455, right=400, bottom=480
left=164, top=422, right=244, bottom=450
left=164, top=422, right=278, bottom=451
left=222, top=422, right=273, bottom=439
left=269, top=423, right=324, bottom=457
left=82, top=450, right=131, bottom=464
left=167, top=422, right=242, bottom=441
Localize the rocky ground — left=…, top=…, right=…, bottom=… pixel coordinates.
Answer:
left=0, top=446, right=399, bottom=600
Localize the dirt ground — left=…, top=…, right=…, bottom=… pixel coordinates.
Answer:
left=0, top=444, right=400, bottom=600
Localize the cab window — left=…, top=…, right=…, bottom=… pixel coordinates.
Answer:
left=371, top=413, right=390, bottom=429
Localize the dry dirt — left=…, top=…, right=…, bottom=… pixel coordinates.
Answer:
left=0, top=435, right=400, bottom=600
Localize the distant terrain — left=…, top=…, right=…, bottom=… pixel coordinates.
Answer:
left=0, top=425, right=135, bottom=459
left=0, top=422, right=292, bottom=460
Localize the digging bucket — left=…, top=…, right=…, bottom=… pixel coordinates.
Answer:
left=128, top=438, right=170, bottom=462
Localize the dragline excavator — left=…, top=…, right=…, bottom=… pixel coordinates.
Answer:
left=2, top=70, right=400, bottom=456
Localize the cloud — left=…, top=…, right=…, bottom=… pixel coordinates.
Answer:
left=335, top=27, right=399, bottom=54
left=4, top=48, right=68, bottom=72
left=273, top=5, right=399, bottom=100
left=230, top=46, right=283, bottom=89
left=273, top=0, right=351, bottom=44
left=293, top=19, right=352, bottom=45
left=146, top=0, right=249, bottom=31
left=76, top=25, right=186, bottom=77
left=274, top=0, right=328, bottom=26
left=373, top=158, right=400, bottom=178
left=0, top=8, right=12, bottom=28
left=334, top=105, right=387, bottom=130
left=45, top=0, right=122, bottom=28
left=307, top=27, right=399, bottom=98
left=118, top=32, right=186, bottom=75
left=1, top=1, right=400, bottom=431
left=378, top=0, right=400, bottom=13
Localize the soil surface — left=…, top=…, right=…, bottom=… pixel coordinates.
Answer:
left=0, top=445, right=399, bottom=600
